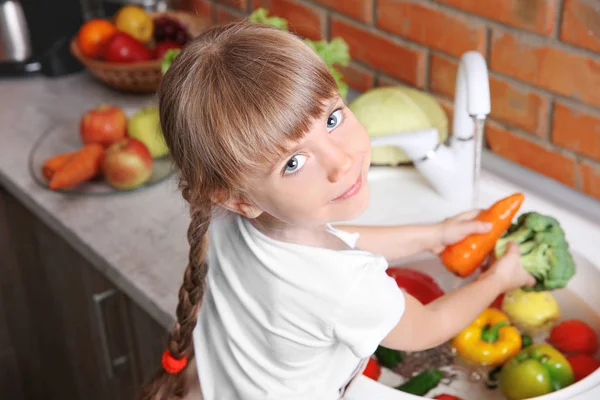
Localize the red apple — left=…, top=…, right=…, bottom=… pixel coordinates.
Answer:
left=102, top=138, right=153, bottom=190
left=80, top=104, right=127, bottom=147
left=103, top=32, right=153, bottom=63
left=153, top=41, right=181, bottom=60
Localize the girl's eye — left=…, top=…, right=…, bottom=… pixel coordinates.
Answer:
left=284, top=154, right=307, bottom=175
left=327, top=109, right=343, bottom=132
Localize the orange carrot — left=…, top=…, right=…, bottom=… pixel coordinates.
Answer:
left=440, top=192, right=525, bottom=278
left=41, top=151, right=78, bottom=181
left=49, top=144, right=104, bottom=190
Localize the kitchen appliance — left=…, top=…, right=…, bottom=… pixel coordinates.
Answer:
left=0, top=0, right=91, bottom=77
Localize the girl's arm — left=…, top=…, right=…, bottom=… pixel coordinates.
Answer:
left=336, top=224, right=442, bottom=260
left=336, top=210, right=491, bottom=261
left=380, top=243, right=536, bottom=351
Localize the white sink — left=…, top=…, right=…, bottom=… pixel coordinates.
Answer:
left=343, top=162, right=600, bottom=400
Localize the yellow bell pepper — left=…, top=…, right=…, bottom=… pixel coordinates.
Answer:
left=452, top=308, right=522, bottom=366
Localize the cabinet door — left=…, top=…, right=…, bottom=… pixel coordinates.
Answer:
left=0, top=187, right=26, bottom=400
left=32, top=208, right=141, bottom=400
left=0, top=186, right=74, bottom=400
left=0, top=186, right=171, bottom=400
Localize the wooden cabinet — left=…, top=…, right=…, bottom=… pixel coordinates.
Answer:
left=0, top=186, right=169, bottom=400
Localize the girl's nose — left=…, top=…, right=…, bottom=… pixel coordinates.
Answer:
left=325, top=147, right=353, bottom=183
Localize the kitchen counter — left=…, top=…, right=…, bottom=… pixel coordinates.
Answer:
left=0, top=72, right=188, bottom=329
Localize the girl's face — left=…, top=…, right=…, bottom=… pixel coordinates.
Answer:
left=244, top=96, right=372, bottom=227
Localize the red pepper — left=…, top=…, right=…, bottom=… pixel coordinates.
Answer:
left=433, top=395, right=462, bottom=400
left=386, top=268, right=444, bottom=305
left=362, top=358, right=381, bottom=381
left=567, top=355, right=600, bottom=382
left=547, top=319, right=599, bottom=356
left=490, top=293, right=505, bottom=309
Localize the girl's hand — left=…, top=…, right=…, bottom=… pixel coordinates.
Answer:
left=431, top=210, right=492, bottom=254
left=479, top=241, right=537, bottom=291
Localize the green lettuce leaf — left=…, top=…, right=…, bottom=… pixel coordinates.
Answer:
left=161, top=48, right=181, bottom=75
left=249, top=8, right=351, bottom=100
left=248, top=8, right=288, bottom=30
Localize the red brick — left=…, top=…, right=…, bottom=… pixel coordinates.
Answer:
left=490, top=30, right=600, bottom=108
left=429, top=53, right=457, bottom=98
left=216, top=5, right=245, bottom=24
left=377, top=0, right=486, bottom=57
left=435, top=0, right=557, bottom=35
left=486, top=122, right=577, bottom=187
left=254, top=0, right=325, bottom=40
left=552, top=101, right=600, bottom=162
left=489, top=77, right=550, bottom=137
left=312, top=0, right=373, bottom=23
left=214, top=0, right=247, bottom=11
left=339, top=63, right=374, bottom=93
left=430, top=54, right=549, bottom=135
left=561, top=0, right=600, bottom=53
left=580, top=162, right=600, bottom=200
left=331, top=17, right=426, bottom=87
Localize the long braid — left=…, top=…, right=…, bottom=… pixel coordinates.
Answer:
left=137, top=186, right=211, bottom=400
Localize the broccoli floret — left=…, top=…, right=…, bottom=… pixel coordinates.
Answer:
left=494, top=224, right=534, bottom=256
left=521, top=212, right=561, bottom=233
left=520, top=243, right=551, bottom=279
left=494, top=212, right=576, bottom=292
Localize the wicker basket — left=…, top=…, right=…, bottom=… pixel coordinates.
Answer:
left=71, top=11, right=211, bottom=94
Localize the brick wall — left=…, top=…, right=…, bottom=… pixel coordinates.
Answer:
left=171, top=0, right=600, bottom=201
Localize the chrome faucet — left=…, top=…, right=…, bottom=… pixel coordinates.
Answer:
left=370, top=51, right=491, bottom=207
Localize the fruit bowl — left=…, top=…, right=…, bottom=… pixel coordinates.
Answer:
left=70, top=10, right=211, bottom=94
left=28, top=114, right=176, bottom=196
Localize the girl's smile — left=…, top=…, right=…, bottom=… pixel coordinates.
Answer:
left=330, top=168, right=363, bottom=203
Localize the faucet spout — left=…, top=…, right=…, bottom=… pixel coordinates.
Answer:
left=452, top=51, right=491, bottom=141
left=451, top=51, right=491, bottom=206
left=368, top=51, right=491, bottom=206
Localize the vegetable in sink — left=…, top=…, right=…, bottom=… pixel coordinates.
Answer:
left=498, top=343, right=575, bottom=400
left=501, top=289, right=561, bottom=335
left=494, top=212, right=576, bottom=291
left=452, top=308, right=522, bottom=366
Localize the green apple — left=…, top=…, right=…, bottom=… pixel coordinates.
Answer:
left=127, top=106, right=169, bottom=158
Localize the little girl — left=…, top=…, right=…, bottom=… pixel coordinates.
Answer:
left=138, top=21, right=535, bottom=400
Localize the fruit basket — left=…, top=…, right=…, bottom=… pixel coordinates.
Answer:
left=70, top=10, right=211, bottom=94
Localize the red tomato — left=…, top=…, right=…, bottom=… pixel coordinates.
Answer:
left=362, top=357, right=381, bottom=381
left=433, top=395, right=462, bottom=400
left=567, top=354, right=600, bottom=382
left=386, top=268, right=444, bottom=305
left=547, top=319, right=599, bottom=356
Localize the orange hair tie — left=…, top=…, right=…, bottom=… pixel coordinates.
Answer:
left=161, top=350, right=188, bottom=374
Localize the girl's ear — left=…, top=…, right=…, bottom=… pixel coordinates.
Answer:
left=219, top=194, right=264, bottom=219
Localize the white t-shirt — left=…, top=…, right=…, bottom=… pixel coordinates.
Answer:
left=193, top=211, right=405, bottom=400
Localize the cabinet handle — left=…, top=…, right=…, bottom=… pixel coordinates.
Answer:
left=93, top=288, right=129, bottom=379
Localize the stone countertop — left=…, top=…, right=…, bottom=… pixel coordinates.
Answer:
left=0, top=72, right=189, bottom=329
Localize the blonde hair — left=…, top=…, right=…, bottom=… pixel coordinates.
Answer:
left=137, top=20, right=339, bottom=399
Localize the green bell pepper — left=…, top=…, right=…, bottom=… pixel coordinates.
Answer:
left=499, top=343, right=575, bottom=400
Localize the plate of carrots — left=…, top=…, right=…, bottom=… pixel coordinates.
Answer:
left=28, top=118, right=175, bottom=196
